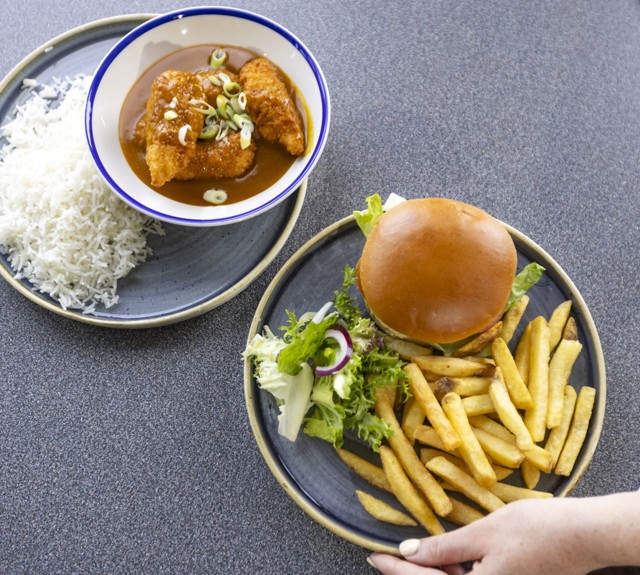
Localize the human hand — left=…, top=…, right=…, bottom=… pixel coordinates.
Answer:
left=367, top=498, right=601, bottom=575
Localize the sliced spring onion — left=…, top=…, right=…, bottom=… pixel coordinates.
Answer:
left=215, top=120, right=229, bottom=141
left=240, top=125, right=252, bottom=149
left=203, top=189, right=228, bottom=204
left=189, top=99, right=216, bottom=116
left=225, top=104, right=237, bottom=124
left=178, top=79, right=253, bottom=147
left=164, top=110, right=178, bottom=120
left=216, top=94, right=229, bottom=119
left=226, top=117, right=238, bottom=131
left=237, top=92, right=247, bottom=111
left=168, top=97, right=178, bottom=109
left=223, top=81, right=241, bottom=97
left=178, top=124, right=191, bottom=146
left=315, top=326, right=353, bottom=377
left=209, top=48, right=227, bottom=69
left=218, top=72, right=231, bottom=85
left=198, top=124, right=219, bottom=140
left=233, top=113, right=254, bottom=132
left=229, top=95, right=243, bottom=114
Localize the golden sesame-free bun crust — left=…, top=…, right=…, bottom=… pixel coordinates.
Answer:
left=357, top=198, right=517, bottom=344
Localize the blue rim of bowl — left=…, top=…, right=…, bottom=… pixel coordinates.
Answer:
left=84, top=6, right=330, bottom=226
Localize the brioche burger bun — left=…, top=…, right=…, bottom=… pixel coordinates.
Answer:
left=356, top=198, right=518, bottom=345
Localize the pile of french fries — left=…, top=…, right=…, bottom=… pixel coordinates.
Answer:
left=337, top=297, right=596, bottom=535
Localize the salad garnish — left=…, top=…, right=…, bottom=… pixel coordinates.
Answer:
left=244, top=265, right=408, bottom=450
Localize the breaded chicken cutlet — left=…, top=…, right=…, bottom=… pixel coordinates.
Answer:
left=141, top=68, right=256, bottom=186
left=144, top=70, right=205, bottom=187
left=239, top=57, right=306, bottom=156
left=175, top=132, right=256, bottom=180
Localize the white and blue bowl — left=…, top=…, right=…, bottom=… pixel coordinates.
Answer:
left=85, top=7, right=330, bottom=226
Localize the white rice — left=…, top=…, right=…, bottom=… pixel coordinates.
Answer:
left=0, top=75, right=164, bottom=313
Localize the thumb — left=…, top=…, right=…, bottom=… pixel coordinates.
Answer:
left=399, top=524, right=485, bottom=566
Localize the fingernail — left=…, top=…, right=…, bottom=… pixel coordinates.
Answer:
left=399, top=538, right=420, bottom=557
left=366, top=555, right=378, bottom=569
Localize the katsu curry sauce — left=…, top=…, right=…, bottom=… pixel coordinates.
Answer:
left=119, top=45, right=310, bottom=206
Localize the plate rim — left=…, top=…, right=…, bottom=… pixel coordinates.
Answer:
left=0, top=15, right=307, bottom=328
left=243, top=213, right=607, bottom=552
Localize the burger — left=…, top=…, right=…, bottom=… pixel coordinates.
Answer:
left=356, top=197, right=523, bottom=346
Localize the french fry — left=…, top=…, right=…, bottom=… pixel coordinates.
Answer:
left=461, top=394, right=496, bottom=416
left=419, top=447, right=465, bottom=469
left=401, top=395, right=416, bottom=424
left=555, top=386, right=596, bottom=476
left=500, top=294, right=530, bottom=344
left=401, top=396, right=426, bottom=445
left=411, top=355, right=494, bottom=378
left=379, top=446, right=445, bottom=534
left=426, top=456, right=505, bottom=513
left=562, top=316, right=579, bottom=341
left=374, top=388, right=452, bottom=516
left=471, top=427, right=525, bottom=468
left=452, top=321, right=503, bottom=357
left=514, top=321, right=532, bottom=385
left=441, top=393, right=496, bottom=488
left=433, top=377, right=456, bottom=398
left=413, top=425, right=455, bottom=454
left=336, top=448, right=392, bottom=492
left=468, top=414, right=515, bottom=444
left=490, top=482, right=553, bottom=503
left=547, top=339, right=583, bottom=429
left=522, top=444, right=553, bottom=473
left=405, top=363, right=461, bottom=451
left=520, top=459, right=541, bottom=490
left=547, top=300, right=572, bottom=352
left=491, top=337, right=532, bottom=409
left=355, top=490, right=417, bottom=526
left=419, top=447, right=513, bottom=481
left=491, top=465, right=515, bottom=482
left=462, top=356, right=496, bottom=366
left=383, top=334, right=433, bottom=360
left=524, top=316, right=551, bottom=442
left=488, top=369, right=534, bottom=451
left=446, top=497, right=485, bottom=526
left=385, top=384, right=398, bottom=411
left=545, top=385, right=578, bottom=468
left=436, top=376, right=492, bottom=397
left=469, top=413, right=551, bottom=472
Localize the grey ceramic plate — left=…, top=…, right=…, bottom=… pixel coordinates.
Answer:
left=244, top=215, right=606, bottom=553
left=0, top=16, right=306, bottom=328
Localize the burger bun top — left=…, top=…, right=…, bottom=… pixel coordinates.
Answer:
left=357, top=198, right=518, bottom=344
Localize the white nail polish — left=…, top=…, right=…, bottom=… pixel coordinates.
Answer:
left=399, top=538, right=420, bottom=557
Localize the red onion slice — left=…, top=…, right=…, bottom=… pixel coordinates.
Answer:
left=315, top=325, right=353, bottom=377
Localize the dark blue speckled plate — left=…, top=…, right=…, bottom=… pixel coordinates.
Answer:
left=0, top=16, right=305, bottom=328
left=244, top=215, right=606, bottom=553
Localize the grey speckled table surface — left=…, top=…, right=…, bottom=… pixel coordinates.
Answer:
left=1, top=1, right=639, bottom=574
